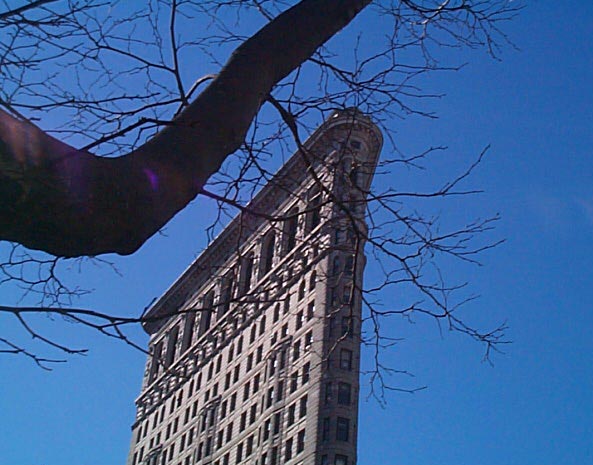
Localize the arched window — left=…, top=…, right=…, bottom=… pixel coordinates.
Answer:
left=282, top=207, right=299, bottom=253
left=181, top=309, right=196, bottom=352
left=305, top=187, right=322, bottom=233
left=238, top=253, right=254, bottom=295
left=309, top=270, right=317, bottom=291
left=198, top=290, right=215, bottom=337
left=259, top=231, right=275, bottom=278
left=218, top=272, right=234, bottom=317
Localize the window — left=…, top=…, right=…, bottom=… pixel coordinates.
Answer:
left=247, top=353, right=254, bottom=371
left=297, top=429, right=305, bottom=453
left=320, top=455, right=329, bottom=465
left=307, top=302, right=315, bottom=320
left=324, top=382, right=333, bottom=404
left=165, top=326, right=179, bottom=366
left=304, top=331, right=312, bottom=350
left=341, top=316, right=353, bottom=338
left=259, top=316, right=266, bottom=336
left=296, top=311, right=304, bottom=330
left=271, top=446, right=278, bottom=465
left=253, top=374, right=260, bottom=393
left=267, top=387, right=274, bottom=408
left=240, top=412, right=247, bottom=431
left=293, top=341, right=301, bottom=361
left=336, top=417, right=349, bottom=442
left=181, top=311, right=196, bottom=352
left=306, top=187, right=322, bottom=233
left=273, top=304, right=280, bottom=322
left=284, top=404, right=294, bottom=429
left=218, top=273, right=234, bottom=317
left=238, top=253, right=254, bottom=295
left=285, top=438, right=293, bottom=461
left=290, top=371, right=298, bottom=393
left=236, top=442, right=243, bottom=463
left=148, top=341, right=163, bottom=382
left=322, top=417, right=330, bottom=441
left=344, top=256, right=354, bottom=276
left=250, top=324, right=257, bottom=343
left=309, top=271, right=316, bottom=291
left=198, top=291, right=214, bottom=337
left=337, top=382, right=351, bottom=405
left=299, top=395, right=307, bottom=418
left=250, top=404, right=257, bottom=424
left=243, top=382, right=250, bottom=401
left=273, top=412, right=282, bottom=435
left=282, top=207, right=299, bottom=254
left=260, top=231, right=276, bottom=278
left=302, top=362, right=310, bottom=384
left=246, top=435, right=254, bottom=456
left=226, top=422, right=233, bottom=443
left=339, top=349, right=352, bottom=370
left=335, top=455, right=348, bottom=465
left=298, top=280, right=306, bottom=300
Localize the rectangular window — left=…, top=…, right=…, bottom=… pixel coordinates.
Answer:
left=253, top=374, right=260, bottom=393
left=250, top=404, right=257, bottom=424
left=322, top=417, right=330, bottom=441
left=339, top=349, right=352, bottom=370
left=263, top=419, right=271, bottom=441
left=299, top=395, right=308, bottom=418
left=297, top=429, right=305, bottom=453
left=243, top=382, right=250, bottom=401
left=307, top=302, right=315, bottom=320
left=236, top=443, right=243, bottom=463
left=293, top=341, right=300, bottom=361
left=324, top=382, right=333, bottom=405
left=304, top=331, right=313, bottom=350
left=240, top=411, right=247, bottom=431
left=290, top=371, right=298, bottom=393
left=273, top=412, right=282, bottom=435
left=287, top=403, right=296, bottom=426
left=341, top=316, right=353, bottom=338
left=246, top=435, right=254, bottom=456
left=336, top=417, right=350, bottom=442
left=302, top=362, right=310, bottom=384
left=285, top=438, right=293, bottom=461
left=226, top=422, right=233, bottom=443
left=271, top=446, right=278, bottom=465
left=296, top=311, right=304, bottom=330
left=335, top=454, right=348, bottom=465
left=267, top=387, right=274, bottom=408
left=337, top=382, right=352, bottom=405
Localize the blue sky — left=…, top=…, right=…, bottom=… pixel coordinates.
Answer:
left=2, top=2, right=593, bottom=465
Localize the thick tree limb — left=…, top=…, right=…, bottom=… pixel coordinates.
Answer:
left=0, top=0, right=371, bottom=257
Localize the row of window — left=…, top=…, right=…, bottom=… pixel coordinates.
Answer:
left=148, top=265, right=317, bottom=385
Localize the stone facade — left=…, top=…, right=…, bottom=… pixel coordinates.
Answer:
left=127, top=110, right=382, bottom=465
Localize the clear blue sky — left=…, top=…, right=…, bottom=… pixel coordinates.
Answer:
left=2, top=2, right=593, bottom=465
